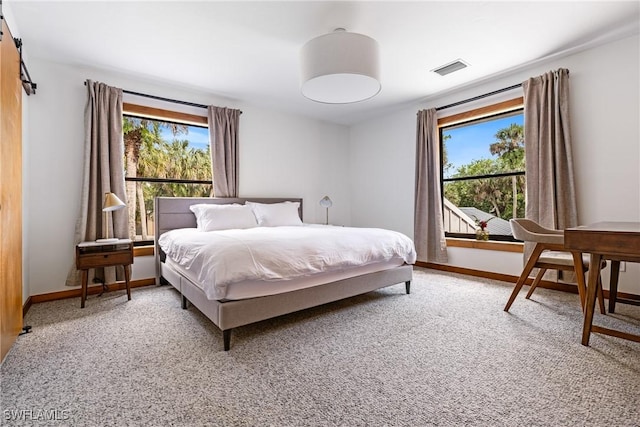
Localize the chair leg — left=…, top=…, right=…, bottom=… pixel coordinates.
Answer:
left=597, top=274, right=606, bottom=315
left=608, top=260, right=620, bottom=313
left=525, top=268, right=547, bottom=299
left=505, top=272, right=528, bottom=312
left=505, top=244, right=545, bottom=312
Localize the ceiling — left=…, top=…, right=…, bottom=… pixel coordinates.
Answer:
left=7, top=1, right=640, bottom=125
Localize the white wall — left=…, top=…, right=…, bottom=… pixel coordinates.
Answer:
left=349, top=34, right=640, bottom=294
left=24, top=59, right=349, bottom=296
left=349, top=108, right=415, bottom=239
left=240, top=104, right=351, bottom=225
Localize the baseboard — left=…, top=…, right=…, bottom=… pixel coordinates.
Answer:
left=23, top=267, right=640, bottom=316
left=415, top=261, right=640, bottom=302
left=25, top=278, right=157, bottom=311
left=22, top=296, right=32, bottom=318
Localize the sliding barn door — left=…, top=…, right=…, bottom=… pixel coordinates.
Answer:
left=0, top=18, right=23, bottom=363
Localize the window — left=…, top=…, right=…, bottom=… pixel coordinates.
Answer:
left=123, top=104, right=212, bottom=244
left=439, top=98, right=524, bottom=241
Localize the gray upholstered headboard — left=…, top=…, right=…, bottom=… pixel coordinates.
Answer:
left=154, top=197, right=303, bottom=284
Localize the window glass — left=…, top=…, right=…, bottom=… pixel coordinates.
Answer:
left=123, top=115, right=212, bottom=243
left=441, top=107, right=524, bottom=240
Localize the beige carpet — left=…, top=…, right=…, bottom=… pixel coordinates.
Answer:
left=1, top=267, right=639, bottom=426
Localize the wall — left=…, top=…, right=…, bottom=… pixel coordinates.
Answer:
left=24, top=59, right=349, bottom=296
left=349, top=34, right=640, bottom=294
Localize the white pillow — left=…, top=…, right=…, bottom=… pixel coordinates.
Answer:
left=246, top=201, right=303, bottom=227
left=189, top=203, right=258, bottom=231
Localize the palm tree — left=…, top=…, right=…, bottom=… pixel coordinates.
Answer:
left=490, top=123, right=524, bottom=218
left=135, top=123, right=168, bottom=239
left=444, top=123, right=525, bottom=220
left=123, top=117, right=188, bottom=240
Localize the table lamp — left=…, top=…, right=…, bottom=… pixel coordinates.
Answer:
left=319, top=196, right=333, bottom=225
left=96, top=192, right=126, bottom=243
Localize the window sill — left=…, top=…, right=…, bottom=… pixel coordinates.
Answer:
left=446, top=237, right=523, bottom=253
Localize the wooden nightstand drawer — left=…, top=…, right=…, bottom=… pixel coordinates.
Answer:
left=76, top=250, right=133, bottom=269
left=75, top=239, right=134, bottom=308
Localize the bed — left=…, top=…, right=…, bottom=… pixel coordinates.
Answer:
left=154, top=197, right=416, bottom=350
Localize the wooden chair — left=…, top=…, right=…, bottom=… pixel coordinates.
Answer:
left=504, top=219, right=606, bottom=313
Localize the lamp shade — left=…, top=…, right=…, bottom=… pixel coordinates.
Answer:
left=300, top=29, right=381, bottom=104
left=319, top=196, right=333, bottom=208
left=103, top=192, right=126, bottom=212
left=96, top=192, right=126, bottom=243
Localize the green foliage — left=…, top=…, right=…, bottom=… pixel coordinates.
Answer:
left=490, top=123, right=525, bottom=171
left=443, top=122, right=525, bottom=221
left=123, top=117, right=212, bottom=237
left=441, top=133, right=453, bottom=176
left=139, top=138, right=212, bottom=212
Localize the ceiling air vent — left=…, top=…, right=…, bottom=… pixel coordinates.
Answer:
left=432, top=59, right=469, bottom=76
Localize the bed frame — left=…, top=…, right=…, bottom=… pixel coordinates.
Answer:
left=154, top=197, right=413, bottom=350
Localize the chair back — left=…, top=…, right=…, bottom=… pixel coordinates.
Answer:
left=509, top=219, right=564, bottom=245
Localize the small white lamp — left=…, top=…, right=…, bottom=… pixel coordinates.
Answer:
left=97, top=192, right=126, bottom=243
left=319, top=196, right=333, bottom=225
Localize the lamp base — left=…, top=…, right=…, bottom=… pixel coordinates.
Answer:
left=96, top=238, right=119, bottom=244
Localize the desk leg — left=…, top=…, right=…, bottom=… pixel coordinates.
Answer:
left=608, top=260, right=620, bottom=314
left=81, top=270, right=88, bottom=308
left=571, top=251, right=587, bottom=309
left=582, top=253, right=602, bottom=346
left=124, top=264, right=131, bottom=301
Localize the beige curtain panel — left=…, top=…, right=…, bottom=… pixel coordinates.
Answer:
left=66, top=80, right=128, bottom=286
left=208, top=106, right=241, bottom=198
left=523, top=68, right=577, bottom=229
left=414, top=108, right=448, bottom=263
left=522, top=68, right=578, bottom=281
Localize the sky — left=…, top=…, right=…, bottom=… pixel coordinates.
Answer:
left=443, top=113, right=523, bottom=178
left=160, top=124, right=209, bottom=151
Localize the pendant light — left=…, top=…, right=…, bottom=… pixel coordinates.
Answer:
left=300, top=28, right=381, bottom=104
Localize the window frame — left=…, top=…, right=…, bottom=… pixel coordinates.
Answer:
left=123, top=103, right=208, bottom=126
left=438, top=97, right=524, bottom=243
left=122, top=103, right=211, bottom=246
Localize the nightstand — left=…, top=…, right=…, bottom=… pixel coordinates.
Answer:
left=75, top=239, right=134, bottom=308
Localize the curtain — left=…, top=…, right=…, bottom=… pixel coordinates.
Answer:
left=414, top=108, right=448, bottom=263
left=207, top=106, right=241, bottom=197
left=66, top=80, right=127, bottom=286
left=522, top=68, right=578, bottom=280
left=523, top=68, right=577, bottom=228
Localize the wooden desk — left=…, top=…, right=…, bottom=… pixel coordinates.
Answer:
left=564, top=222, right=640, bottom=345
left=76, top=239, right=134, bottom=308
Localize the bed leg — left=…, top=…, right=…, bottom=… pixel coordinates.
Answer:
left=223, top=330, right=231, bottom=351
left=405, top=281, right=411, bottom=294
left=181, top=295, right=188, bottom=309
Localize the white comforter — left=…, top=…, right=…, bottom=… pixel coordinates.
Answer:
left=158, top=225, right=416, bottom=300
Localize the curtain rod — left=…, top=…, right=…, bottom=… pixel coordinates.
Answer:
left=83, top=81, right=242, bottom=113
left=123, top=89, right=213, bottom=110
left=435, top=83, right=522, bottom=111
